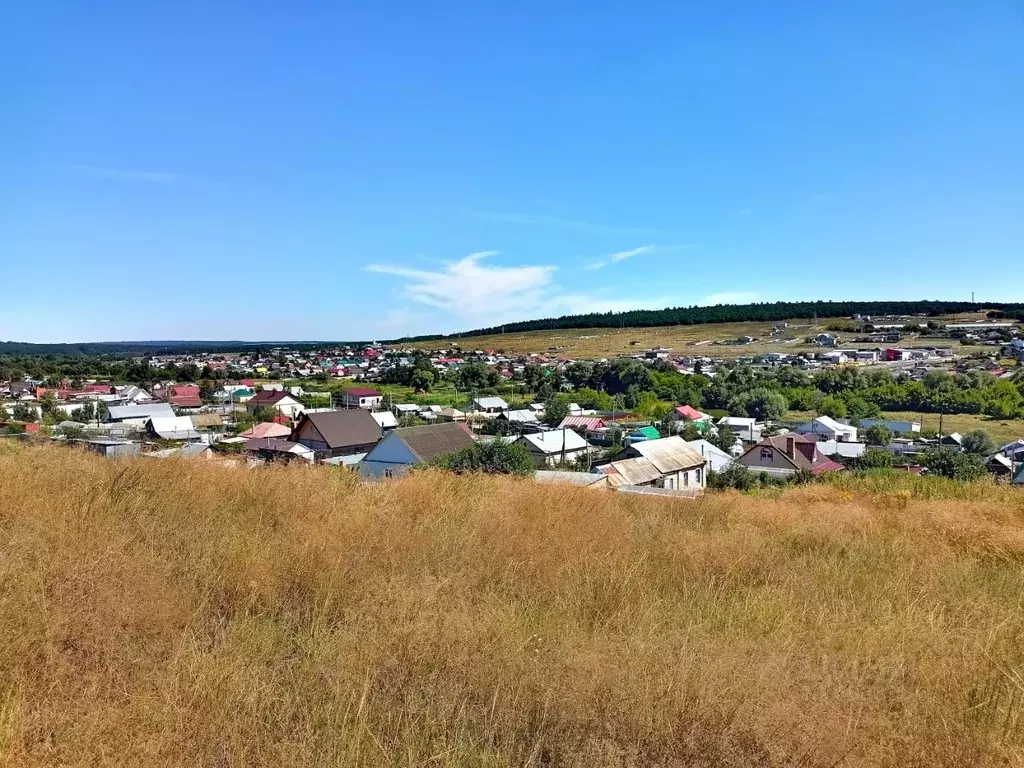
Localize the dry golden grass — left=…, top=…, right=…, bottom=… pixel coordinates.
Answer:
left=1, top=443, right=1023, bottom=767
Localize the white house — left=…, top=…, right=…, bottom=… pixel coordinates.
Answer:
left=472, top=396, right=509, bottom=414
left=600, top=436, right=707, bottom=492
left=685, top=439, right=734, bottom=472
left=717, top=416, right=762, bottom=443
left=515, top=429, right=589, bottom=468
left=105, top=402, right=176, bottom=427
left=341, top=388, right=383, bottom=409
left=794, top=416, right=858, bottom=442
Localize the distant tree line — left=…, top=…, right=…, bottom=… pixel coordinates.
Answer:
left=389, top=300, right=1024, bottom=343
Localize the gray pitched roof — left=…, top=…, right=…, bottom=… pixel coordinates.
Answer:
left=394, top=422, right=476, bottom=462
left=295, top=409, right=382, bottom=449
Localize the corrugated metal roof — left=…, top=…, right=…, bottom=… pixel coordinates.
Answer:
left=626, top=437, right=706, bottom=473
left=520, top=429, right=588, bottom=454
left=500, top=409, right=538, bottom=423
left=558, top=415, right=606, bottom=431
left=371, top=411, right=398, bottom=429
left=472, top=396, right=509, bottom=410
left=107, top=403, right=175, bottom=421
left=601, top=456, right=662, bottom=486
left=147, top=416, right=202, bottom=441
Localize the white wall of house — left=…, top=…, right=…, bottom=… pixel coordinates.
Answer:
left=528, top=447, right=588, bottom=468
left=659, top=466, right=706, bottom=490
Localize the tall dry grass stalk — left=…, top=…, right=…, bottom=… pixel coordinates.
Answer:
left=0, top=443, right=1022, bottom=767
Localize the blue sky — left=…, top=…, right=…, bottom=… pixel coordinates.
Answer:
left=2, top=1, right=1023, bottom=342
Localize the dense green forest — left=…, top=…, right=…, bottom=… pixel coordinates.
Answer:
left=393, top=300, right=1024, bottom=343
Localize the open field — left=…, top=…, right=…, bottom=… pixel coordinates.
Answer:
left=786, top=409, right=1024, bottom=444
left=397, top=316, right=997, bottom=359
left=1, top=444, right=1023, bottom=767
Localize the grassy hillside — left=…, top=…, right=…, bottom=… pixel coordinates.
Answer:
left=398, top=316, right=994, bottom=359
left=1, top=445, right=1023, bottom=767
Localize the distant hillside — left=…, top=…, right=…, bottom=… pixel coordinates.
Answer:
left=2, top=300, right=1021, bottom=354
left=392, top=299, right=1024, bottom=344
left=0, top=339, right=366, bottom=357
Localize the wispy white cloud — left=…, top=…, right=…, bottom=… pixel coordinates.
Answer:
left=702, top=291, right=758, bottom=306
left=586, top=244, right=657, bottom=270
left=460, top=208, right=663, bottom=236
left=64, top=164, right=186, bottom=185
left=367, top=251, right=666, bottom=327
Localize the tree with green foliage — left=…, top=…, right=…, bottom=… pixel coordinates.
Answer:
left=543, top=395, right=571, bottom=427
left=11, top=402, right=37, bottom=423
left=707, top=463, right=755, bottom=490
left=409, top=368, right=434, bottom=393
left=816, top=394, right=848, bottom=419
left=728, top=387, right=787, bottom=422
left=563, top=361, right=594, bottom=390
left=434, top=440, right=535, bottom=476
left=857, top=448, right=894, bottom=469
left=572, top=387, right=613, bottom=411
left=921, top=447, right=987, bottom=481
left=864, top=424, right=893, bottom=447
left=960, top=429, right=996, bottom=457
left=456, top=362, right=500, bottom=392
left=711, top=422, right=736, bottom=453
left=71, top=401, right=95, bottom=423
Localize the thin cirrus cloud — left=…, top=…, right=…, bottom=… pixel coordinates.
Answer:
left=366, top=251, right=669, bottom=329
left=585, top=244, right=656, bottom=270
left=64, top=164, right=186, bottom=185
left=460, top=208, right=663, bottom=236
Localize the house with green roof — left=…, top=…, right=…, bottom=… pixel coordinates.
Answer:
left=626, top=425, right=662, bottom=444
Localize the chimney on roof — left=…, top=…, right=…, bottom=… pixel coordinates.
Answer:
left=785, top=436, right=796, bottom=459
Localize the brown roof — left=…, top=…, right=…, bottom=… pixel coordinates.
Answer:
left=393, top=422, right=476, bottom=463
left=292, top=409, right=382, bottom=449
left=250, top=389, right=291, bottom=406
left=345, top=387, right=381, bottom=398
left=244, top=437, right=302, bottom=453
left=190, top=413, right=224, bottom=428
left=740, top=434, right=845, bottom=475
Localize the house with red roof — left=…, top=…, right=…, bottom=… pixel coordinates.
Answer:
left=666, top=404, right=715, bottom=434
left=558, top=415, right=608, bottom=432
left=168, top=385, right=202, bottom=409
left=342, top=387, right=383, bottom=409
left=736, top=434, right=844, bottom=478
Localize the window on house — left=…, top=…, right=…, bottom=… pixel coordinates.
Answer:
left=696, top=468, right=702, bottom=484
left=760, top=448, right=774, bottom=460
left=683, top=472, right=689, bottom=487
